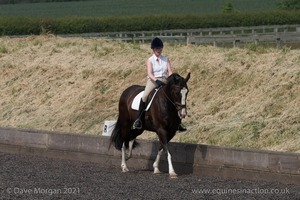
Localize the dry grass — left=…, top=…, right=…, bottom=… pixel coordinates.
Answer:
left=0, top=36, right=299, bottom=152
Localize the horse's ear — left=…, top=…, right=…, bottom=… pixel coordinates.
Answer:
left=185, top=73, right=191, bottom=82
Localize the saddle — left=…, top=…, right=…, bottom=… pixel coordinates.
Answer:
left=131, top=88, right=160, bottom=111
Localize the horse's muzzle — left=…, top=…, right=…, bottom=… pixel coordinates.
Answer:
left=178, top=108, right=187, bottom=119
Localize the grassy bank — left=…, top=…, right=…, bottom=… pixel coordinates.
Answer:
left=0, top=36, right=299, bottom=152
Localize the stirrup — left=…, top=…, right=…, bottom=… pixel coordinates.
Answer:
left=132, top=119, right=142, bottom=129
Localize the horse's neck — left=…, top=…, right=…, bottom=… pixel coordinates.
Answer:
left=158, top=87, right=175, bottom=110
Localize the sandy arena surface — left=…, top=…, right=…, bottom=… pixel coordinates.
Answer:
left=0, top=152, right=299, bottom=199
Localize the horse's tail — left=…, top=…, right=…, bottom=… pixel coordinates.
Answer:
left=109, top=116, right=123, bottom=151
left=109, top=85, right=144, bottom=151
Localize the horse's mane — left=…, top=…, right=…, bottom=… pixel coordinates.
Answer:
left=167, top=73, right=185, bottom=86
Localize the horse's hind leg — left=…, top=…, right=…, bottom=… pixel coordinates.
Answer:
left=126, top=140, right=134, bottom=160
left=153, top=148, right=163, bottom=174
left=121, top=142, right=129, bottom=172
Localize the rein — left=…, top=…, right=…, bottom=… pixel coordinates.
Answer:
left=160, top=86, right=186, bottom=111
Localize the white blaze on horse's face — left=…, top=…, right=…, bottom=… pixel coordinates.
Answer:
left=179, top=87, right=188, bottom=119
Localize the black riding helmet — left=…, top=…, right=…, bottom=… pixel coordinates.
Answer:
left=151, top=37, right=164, bottom=49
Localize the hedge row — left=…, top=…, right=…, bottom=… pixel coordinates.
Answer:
left=0, top=0, right=85, bottom=4
left=1, top=11, right=300, bottom=36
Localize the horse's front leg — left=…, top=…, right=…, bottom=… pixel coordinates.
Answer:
left=121, top=142, right=129, bottom=172
left=164, top=144, right=177, bottom=178
left=157, top=129, right=177, bottom=178
left=153, top=148, right=163, bottom=174
left=126, top=140, right=134, bottom=160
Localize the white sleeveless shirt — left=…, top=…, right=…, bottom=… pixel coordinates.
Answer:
left=149, top=54, right=169, bottom=78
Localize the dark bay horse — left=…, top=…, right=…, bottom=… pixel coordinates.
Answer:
left=110, top=73, right=190, bottom=178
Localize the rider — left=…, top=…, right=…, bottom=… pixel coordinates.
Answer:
left=132, top=37, right=187, bottom=132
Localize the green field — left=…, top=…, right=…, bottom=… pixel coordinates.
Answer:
left=0, top=0, right=278, bottom=17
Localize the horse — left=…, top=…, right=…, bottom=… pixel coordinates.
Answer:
left=110, top=73, right=190, bottom=178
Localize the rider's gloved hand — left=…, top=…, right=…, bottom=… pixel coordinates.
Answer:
left=155, top=80, right=164, bottom=88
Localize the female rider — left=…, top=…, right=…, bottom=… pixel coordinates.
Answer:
left=133, top=37, right=186, bottom=132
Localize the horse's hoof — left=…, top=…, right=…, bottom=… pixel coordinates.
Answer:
left=169, top=173, right=178, bottom=179
left=121, top=167, right=129, bottom=173
left=153, top=169, right=162, bottom=175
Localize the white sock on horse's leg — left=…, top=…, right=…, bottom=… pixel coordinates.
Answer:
left=153, top=149, right=163, bottom=174
left=121, top=143, right=129, bottom=172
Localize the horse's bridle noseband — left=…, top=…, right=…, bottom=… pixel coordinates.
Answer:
left=161, top=87, right=187, bottom=112
left=174, top=102, right=187, bottom=111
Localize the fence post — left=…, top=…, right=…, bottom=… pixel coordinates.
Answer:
left=234, top=39, right=240, bottom=48
left=213, top=40, right=217, bottom=47
left=186, top=36, right=195, bottom=45
left=186, top=36, right=190, bottom=45
left=276, top=38, right=281, bottom=49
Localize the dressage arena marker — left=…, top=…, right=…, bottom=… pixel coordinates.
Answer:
left=102, top=120, right=116, bottom=136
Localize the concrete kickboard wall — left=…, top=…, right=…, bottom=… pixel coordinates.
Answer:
left=0, top=126, right=299, bottom=184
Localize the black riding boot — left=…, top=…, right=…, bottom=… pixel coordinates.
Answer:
left=132, top=100, right=146, bottom=129
left=178, top=123, right=187, bottom=132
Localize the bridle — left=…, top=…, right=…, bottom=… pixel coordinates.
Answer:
left=160, top=85, right=187, bottom=117
left=163, top=89, right=186, bottom=110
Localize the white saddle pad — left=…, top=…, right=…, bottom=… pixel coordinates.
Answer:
left=131, top=88, right=160, bottom=111
left=131, top=91, right=144, bottom=111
